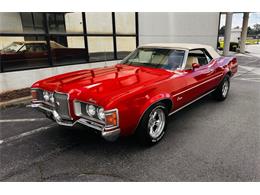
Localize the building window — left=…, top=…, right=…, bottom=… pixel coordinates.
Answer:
left=85, top=12, right=113, bottom=34
left=47, top=13, right=66, bottom=34
left=50, top=35, right=87, bottom=66
left=115, top=12, right=136, bottom=34
left=88, top=36, right=114, bottom=61
left=64, top=12, right=84, bottom=34
left=0, top=36, right=49, bottom=72
left=116, top=37, right=136, bottom=59
left=115, top=12, right=137, bottom=59
left=0, top=12, right=138, bottom=73
left=20, top=13, right=45, bottom=33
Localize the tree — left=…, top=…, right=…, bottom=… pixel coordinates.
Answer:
left=253, top=24, right=260, bottom=34
left=247, top=26, right=254, bottom=35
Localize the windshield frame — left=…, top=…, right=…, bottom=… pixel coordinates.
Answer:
left=2, top=42, right=24, bottom=53
left=121, top=46, right=189, bottom=71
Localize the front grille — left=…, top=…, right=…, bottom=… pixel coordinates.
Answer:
left=54, top=92, right=71, bottom=120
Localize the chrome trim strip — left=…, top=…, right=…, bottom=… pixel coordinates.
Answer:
left=31, top=103, right=104, bottom=129
left=73, top=100, right=119, bottom=129
left=31, top=88, right=44, bottom=102
left=169, top=89, right=215, bottom=116
left=31, top=103, right=119, bottom=132
left=38, top=105, right=53, bottom=113
left=73, top=100, right=82, bottom=116
left=104, top=108, right=120, bottom=130
left=102, top=128, right=120, bottom=141
left=31, top=88, right=71, bottom=118
left=172, top=74, right=223, bottom=97
left=180, top=50, right=189, bottom=70
left=56, top=120, right=75, bottom=127
left=32, top=100, right=55, bottom=108
left=30, top=103, right=121, bottom=141
left=31, top=90, right=120, bottom=140
left=77, top=118, right=104, bottom=131
left=73, top=100, right=106, bottom=124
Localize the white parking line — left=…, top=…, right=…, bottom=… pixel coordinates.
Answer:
left=0, top=118, right=48, bottom=123
left=0, top=123, right=56, bottom=145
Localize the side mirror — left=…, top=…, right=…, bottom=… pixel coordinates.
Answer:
left=192, top=63, right=200, bottom=70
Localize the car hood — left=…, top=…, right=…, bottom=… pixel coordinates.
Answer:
left=33, top=64, right=173, bottom=106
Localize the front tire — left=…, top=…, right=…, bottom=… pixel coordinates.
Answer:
left=212, top=75, right=230, bottom=101
left=135, top=103, right=168, bottom=146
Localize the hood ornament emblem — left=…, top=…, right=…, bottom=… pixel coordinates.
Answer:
left=88, top=98, right=96, bottom=103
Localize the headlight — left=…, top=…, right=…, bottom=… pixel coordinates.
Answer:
left=87, top=104, right=96, bottom=116
left=97, top=108, right=105, bottom=120
left=43, top=91, right=50, bottom=101
left=49, top=93, right=55, bottom=104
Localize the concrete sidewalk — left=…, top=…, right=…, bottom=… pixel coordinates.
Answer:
left=246, top=44, right=260, bottom=58
left=0, top=96, right=31, bottom=109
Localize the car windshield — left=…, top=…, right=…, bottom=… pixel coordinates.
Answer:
left=121, top=47, right=185, bottom=70
left=2, top=42, right=23, bottom=53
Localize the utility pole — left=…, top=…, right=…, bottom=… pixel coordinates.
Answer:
left=223, top=12, right=233, bottom=56
left=240, top=12, right=249, bottom=53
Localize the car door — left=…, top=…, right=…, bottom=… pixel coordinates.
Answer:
left=177, top=49, right=216, bottom=104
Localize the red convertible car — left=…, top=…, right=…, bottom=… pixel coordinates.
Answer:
left=30, top=43, right=238, bottom=145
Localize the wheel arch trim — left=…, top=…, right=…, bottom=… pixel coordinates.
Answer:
left=133, top=96, right=173, bottom=133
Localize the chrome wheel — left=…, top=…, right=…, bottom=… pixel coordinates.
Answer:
left=222, top=80, right=229, bottom=97
left=148, top=107, right=166, bottom=139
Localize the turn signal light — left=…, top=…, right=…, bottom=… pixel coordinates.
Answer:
left=105, top=112, right=118, bottom=126
left=31, top=90, right=37, bottom=101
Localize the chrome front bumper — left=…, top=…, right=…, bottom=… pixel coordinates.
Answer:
left=29, top=103, right=120, bottom=141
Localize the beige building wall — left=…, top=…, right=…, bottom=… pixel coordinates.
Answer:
left=138, top=12, right=220, bottom=48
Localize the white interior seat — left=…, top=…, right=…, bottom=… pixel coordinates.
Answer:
left=186, top=56, right=199, bottom=69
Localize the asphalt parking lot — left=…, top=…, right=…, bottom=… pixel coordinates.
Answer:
left=0, top=54, right=259, bottom=181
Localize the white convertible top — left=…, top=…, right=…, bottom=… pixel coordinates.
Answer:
left=140, top=43, right=220, bottom=59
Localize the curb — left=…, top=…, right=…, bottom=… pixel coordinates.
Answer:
left=0, top=96, right=31, bottom=109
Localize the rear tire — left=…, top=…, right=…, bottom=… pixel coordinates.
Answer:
left=212, top=75, right=230, bottom=101
left=135, top=102, right=168, bottom=146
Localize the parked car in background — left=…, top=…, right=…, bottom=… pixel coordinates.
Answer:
left=30, top=43, right=238, bottom=145
left=217, top=41, right=239, bottom=52
left=0, top=41, right=86, bottom=71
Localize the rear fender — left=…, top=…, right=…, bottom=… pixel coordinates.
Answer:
left=219, top=56, right=238, bottom=76
left=227, top=57, right=238, bottom=76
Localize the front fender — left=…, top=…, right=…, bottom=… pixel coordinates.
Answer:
left=117, top=92, right=172, bottom=136
left=139, top=93, right=172, bottom=118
